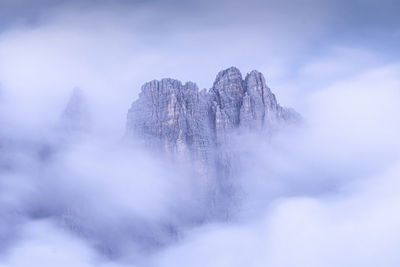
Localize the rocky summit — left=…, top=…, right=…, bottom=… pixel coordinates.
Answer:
left=125, top=67, right=300, bottom=218
left=59, top=87, right=91, bottom=135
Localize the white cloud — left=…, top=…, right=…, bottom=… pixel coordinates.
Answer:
left=0, top=1, right=399, bottom=266
left=0, top=220, right=133, bottom=267
left=150, top=62, right=400, bottom=267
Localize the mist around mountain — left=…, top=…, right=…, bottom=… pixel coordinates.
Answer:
left=0, top=67, right=300, bottom=259
left=0, top=0, right=400, bottom=266
left=1, top=63, right=400, bottom=267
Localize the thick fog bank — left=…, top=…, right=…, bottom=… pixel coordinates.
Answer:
left=0, top=1, right=399, bottom=266
left=0, top=63, right=399, bottom=266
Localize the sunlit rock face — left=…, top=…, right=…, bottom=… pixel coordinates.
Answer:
left=126, top=67, right=299, bottom=218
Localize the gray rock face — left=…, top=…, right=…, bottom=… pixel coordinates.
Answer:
left=126, top=79, right=214, bottom=162
left=126, top=67, right=299, bottom=218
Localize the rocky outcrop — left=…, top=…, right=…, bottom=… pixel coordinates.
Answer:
left=126, top=67, right=299, bottom=218
left=126, top=80, right=211, bottom=159
left=58, top=87, right=91, bottom=135
left=127, top=67, right=298, bottom=153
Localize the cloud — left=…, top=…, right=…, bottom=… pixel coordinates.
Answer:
left=151, top=63, right=400, bottom=267
left=0, top=1, right=399, bottom=266
left=0, top=133, right=205, bottom=261
left=0, top=0, right=329, bottom=137
left=0, top=220, right=136, bottom=267
left=0, top=0, right=397, bottom=138
left=154, top=162, right=400, bottom=267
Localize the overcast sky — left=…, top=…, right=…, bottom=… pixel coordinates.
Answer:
left=2, top=0, right=399, bottom=47
left=2, top=0, right=399, bottom=61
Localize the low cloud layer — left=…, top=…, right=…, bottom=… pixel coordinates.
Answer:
left=0, top=1, right=399, bottom=266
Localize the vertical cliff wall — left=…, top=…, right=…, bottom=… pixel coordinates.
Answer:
left=126, top=67, right=300, bottom=219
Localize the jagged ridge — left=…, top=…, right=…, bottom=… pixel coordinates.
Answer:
left=125, top=67, right=300, bottom=218
left=126, top=67, right=299, bottom=155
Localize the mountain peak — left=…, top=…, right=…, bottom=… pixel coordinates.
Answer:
left=58, top=87, right=90, bottom=135
left=126, top=68, right=299, bottom=219
left=213, top=66, right=243, bottom=86
left=217, top=66, right=242, bottom=76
